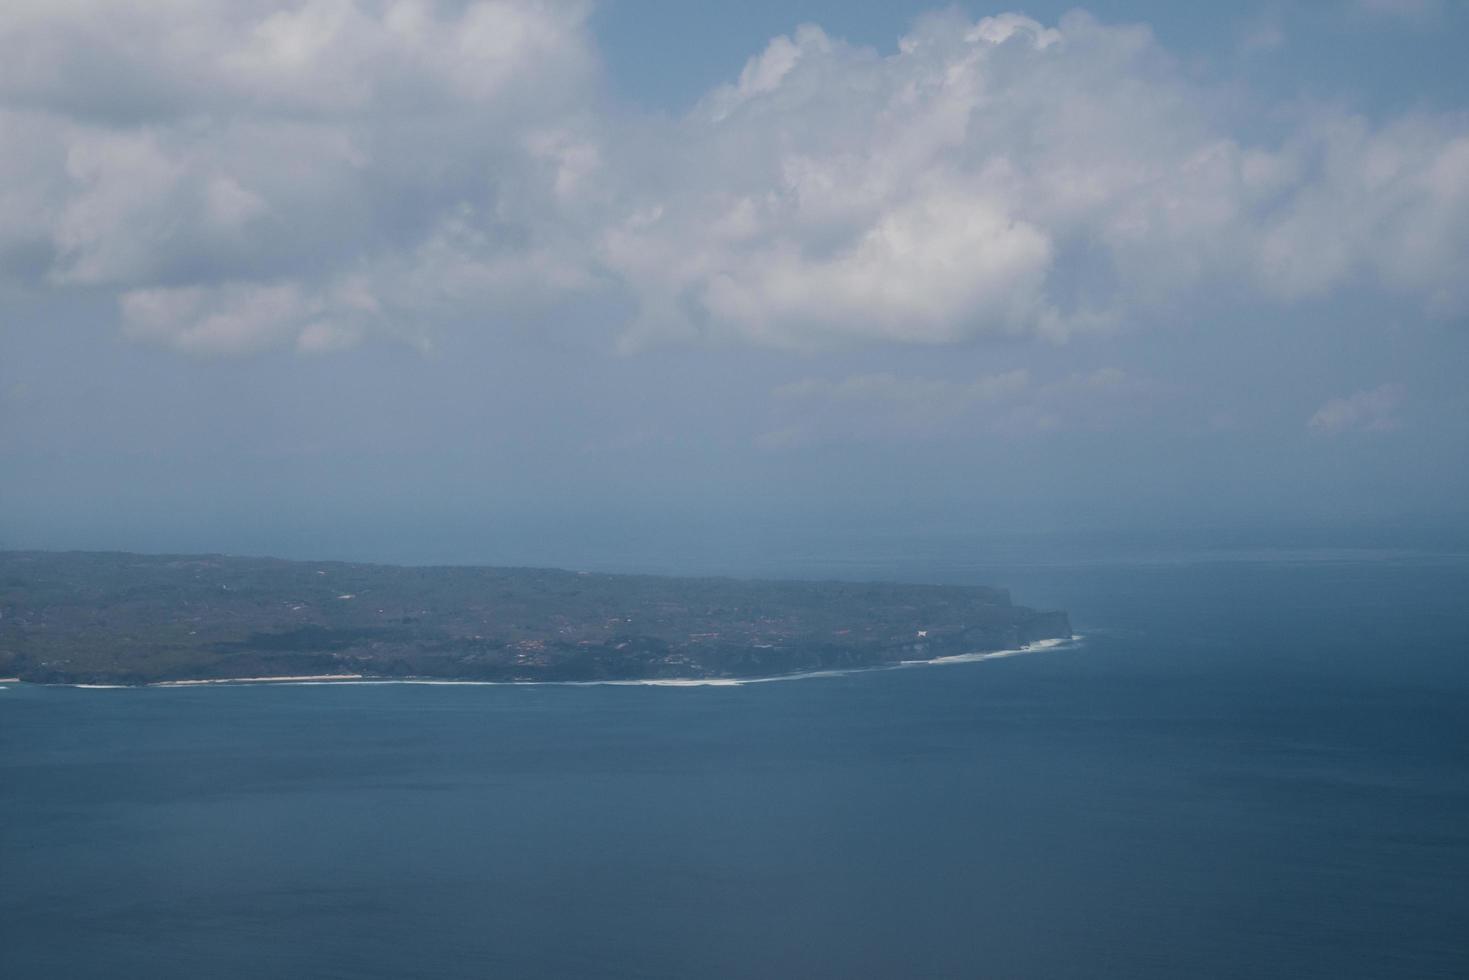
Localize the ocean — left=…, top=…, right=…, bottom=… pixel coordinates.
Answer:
left=3, top=548, right=1467, bottom=978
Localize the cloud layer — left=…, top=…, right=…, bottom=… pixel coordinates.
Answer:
left=2, top=2, right=1467, bottom=354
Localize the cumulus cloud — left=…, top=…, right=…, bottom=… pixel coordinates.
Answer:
left=0, top=0, right=596, bottom=119
left=1, top=4, right=1467, bottom=355
left=1, top=0, right=601, bottom=352
left=609, top=10, right=1469, bottom=348
left=1308, top=384, right=1404, bottom=433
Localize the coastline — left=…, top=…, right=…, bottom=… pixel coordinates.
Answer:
left=154, top=673, right=366, bottom=686
left=5, top=636, right=1080, bottom=690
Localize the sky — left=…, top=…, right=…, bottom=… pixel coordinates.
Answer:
left=2, top=0, right=1467, bottom=567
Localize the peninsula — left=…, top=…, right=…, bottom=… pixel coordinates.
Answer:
left=0, top=550, right=1071, bottom=685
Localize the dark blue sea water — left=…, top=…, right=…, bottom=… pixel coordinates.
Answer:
left=3, top=551, right=1468, bottom=978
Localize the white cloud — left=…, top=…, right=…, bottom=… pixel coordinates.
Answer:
left=204, top=176, right=268, bottom=231
left=0, top=0, right=601, bottom=353
left=693, top=185, right=1055, bottom=347
left=0, top=4, right=1467, bottom=355
left=1255, top=117, right=1469, bottom=309
left=605, top=9, right=1469, bottom=349
left=0, top=0, right=595, bottom=118
left=1308, top=384, right=1404, bottom=433
left=120, top=282, right=316, bottom=355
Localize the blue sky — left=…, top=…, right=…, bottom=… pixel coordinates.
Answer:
left=595, top=1, right=1469, bottom=115
left=2, top=1, right=1467, bottom=566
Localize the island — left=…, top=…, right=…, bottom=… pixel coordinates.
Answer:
left=0, top=550, right=1072, bottom=685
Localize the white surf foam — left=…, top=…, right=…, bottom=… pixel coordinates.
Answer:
left=61, top=635, right=1082, bottom=690
left=153, top=674, right=365, bottom=687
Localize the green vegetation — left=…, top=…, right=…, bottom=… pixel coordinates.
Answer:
left=0, top=551, right=1071, bottom=684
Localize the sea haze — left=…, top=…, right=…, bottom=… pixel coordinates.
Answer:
left=2, top=548, right=1466, bottom=979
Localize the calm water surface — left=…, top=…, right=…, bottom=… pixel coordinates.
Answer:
left=3, top=555, right=1467, bottom=978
